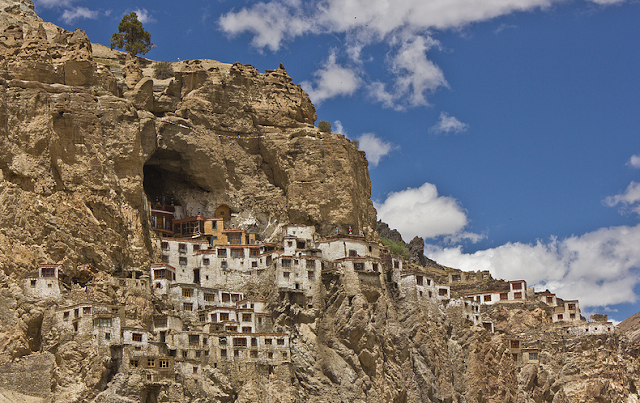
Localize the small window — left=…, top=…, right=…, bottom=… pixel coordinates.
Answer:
left=568, top=303, right=576, bottom=310
left=147, top=358, right=155, bottom=367
left=221, top=349, right=227, bottom=358
left=182, top=288, right=194, bottom=298
left=195, top=351, right=201, bottom=358
left=179, top=243, right=187, bottom=252
left=268, top=352, right=273, bottom=359
left=183, top=302, right=193, bottom=311
left=500, top=292, right=508, bottom=300
left=132, top=333, right=143, bottom=342
left=484, top=295, right=491, bottom=302
left=570, top=313, right=576, bottom=319
left=204, top=293, right=215, bottom=302
left=130, top=359, right=139, bottom=367
left=161, top=255, right=170, bottom=263
left=354, top=262, right=364, bottom=271
left=514, top=292, right=522, bottom=299
left=183, top=351, right=188, bottom=358
left=189, top=334, right=199, bottom=345
left=308, top=271, right=315, bottom=280
left=193, top=366, right=198, bottom=374
left=510, top=340, right=520, bottom=349
left=160, top=359, right=169, bottom=368
left=547, top=296, right=554, bottom=303
left=221, top=261, right=227, bottom=269
left=282, top=352, right=288, bottom=359
left=179, top=257, right=187, bottom=265
left=282, top=259, right=291, bottom=268
left=283, top=272, right=290, bottom=278
left=242, top=314, right=252, bottom=322
left=203, top=258, right=210, bottom=265
left=30, top=280, right=36, bottom=287
left=161, top=241, right=169, bottom=250
left=265, top=338, right=272, bottom=345
left=277, top=338, right=285, bottom=346
left=528, top=352, right=538, bottom=361
left=438, top=288, right=448, bottom=297
left=63, top=311, right=70, bottom=319
left=558, top=314, right=564, bottom=320
left=105, top=332, right=111, bottom=340
left=512, top=282, right=522, bottom=290
left=250, top=350, right=258, bottom=358
left=306, top=259, right=316, bottom=269
left=252, top=261, right=258, bottom=268
left=372, top=263, right=379, bottom=272
left=416, top=276, right=423, bottom=286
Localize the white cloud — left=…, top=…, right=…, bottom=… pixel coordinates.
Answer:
left=628, top=154, right=640, bottom=168
left=220, top=0, right=627, bottom=107
left=370, top=34, right=447, bottom=109
left=425, top=223, right=640, bottom=308
left=35, top=0, right=78, bottom=9
left=356, top=133, right=396, bottom=166
left=301, top=52, right=361, bottom=104
left=219, top=1, right=312, bottom=52
left=132, top=8, right=155, bottom=24
left=375, top=182, right=473, bottom=240
left=60, top=7, right=99, bottom=24
left=604, top=181, right=640, bottom=215
left=430, top=112, right=469, bottom=134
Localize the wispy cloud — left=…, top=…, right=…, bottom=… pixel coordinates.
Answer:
left=301, top=51, right=361, bottom=104
left=356, top=133, right=396, bottom=166
left=132, top=8, right=155, bottom=24
left=34, top=0, right=78, bottom=9
left=429, top=112, right=469, bottom=134
left=60, top=7, right=99, bottom=24
left=375, top=182, right=480, bottom=240
left=425, top=223, right=640, bottom=308
left=604, top=181, right=640, bottom=215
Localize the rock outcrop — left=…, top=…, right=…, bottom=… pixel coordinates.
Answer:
left=0, top=3, right=638, bottom=403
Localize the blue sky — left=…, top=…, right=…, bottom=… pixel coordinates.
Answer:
left=33, top=0, right=640, bottom=322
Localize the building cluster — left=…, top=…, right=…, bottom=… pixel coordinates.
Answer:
left=23, top=203, right=616, bottom=380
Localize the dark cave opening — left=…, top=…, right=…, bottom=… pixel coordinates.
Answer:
left=143, top=149, right=185, bottom=205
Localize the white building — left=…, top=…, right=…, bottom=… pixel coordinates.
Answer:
left=24, top=264, right=62, bottom=299
left=465, top=280, right=527, bottom=305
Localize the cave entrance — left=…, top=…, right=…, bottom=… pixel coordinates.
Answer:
left=143, top=148, right=184, bottom=206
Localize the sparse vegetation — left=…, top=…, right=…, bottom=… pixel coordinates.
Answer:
left=380, top=237, right=409, bottom=259
left=153, top=61, right=174, bottom=79
left=110, top=12, right=154, bottom=56
left=318, top=120, right=332, bottom=133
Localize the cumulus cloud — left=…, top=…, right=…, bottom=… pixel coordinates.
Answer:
left=604, top=181, right=640, bottom=215
left=301, top=52, right=361, bottom=104
left=376, top=182, right=475, bottom=240
left=425, top=223, right=640, bottom=308
left=628, top=154, right=640, bottom=168
left=430, top=112, right=469, bottom=134
left=356, top=133, right=396, bottom=166
left=60, top=7, right=99, bottom=24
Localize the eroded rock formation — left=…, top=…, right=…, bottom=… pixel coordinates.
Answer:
left=0, top=3, right=638, bottom=403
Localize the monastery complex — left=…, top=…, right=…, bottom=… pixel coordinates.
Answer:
left=23, top=201, right=616, bottom=384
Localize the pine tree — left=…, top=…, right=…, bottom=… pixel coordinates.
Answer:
left=110, top=12, right=154, bottom=56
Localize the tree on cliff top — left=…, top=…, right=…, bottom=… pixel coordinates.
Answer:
left=110, top=12, right=154, bottom=56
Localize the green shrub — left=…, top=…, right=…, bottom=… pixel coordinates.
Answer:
left=318, top=120, right=332, bottom=133
left=153, top=61, right=174, bottom=79
left=379, top=237, right=409, bottom=259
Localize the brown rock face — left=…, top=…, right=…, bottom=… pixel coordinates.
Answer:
left=0, top=14, right=376, bottom=284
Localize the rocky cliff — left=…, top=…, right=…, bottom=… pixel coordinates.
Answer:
left=0, top=3, right=638, bottom=403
